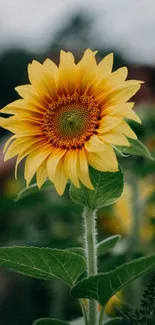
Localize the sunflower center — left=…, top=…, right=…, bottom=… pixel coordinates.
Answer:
left=43, top=94, right=100, bottom=149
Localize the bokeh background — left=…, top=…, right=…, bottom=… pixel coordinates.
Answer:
left=0, top=0, right=155, bottom=324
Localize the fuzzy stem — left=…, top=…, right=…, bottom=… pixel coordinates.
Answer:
left=79, top=300, right=89, bottom=325
left=98, top=307, right=104, bottom=325
left=83, top=207, right=98, bottom=325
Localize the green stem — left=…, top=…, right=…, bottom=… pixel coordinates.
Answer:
left=79, top=300, right=89, bottom=325
left=98, top=307, right=104, bottom=325
left=83, top=207, right=98, bottom=325
left=129, top=176, right=144, bottom=306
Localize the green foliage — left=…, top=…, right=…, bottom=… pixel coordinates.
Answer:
left=67, top=235, right=121, bottom=258
left=0, top=247, right=86, bottom=286
left=33, top=319, right=70, bottom=325
left=116, top=138, right=154, bottom=160
left=66, top=247, right=85, bottom=257
left=103, top=318, right=122, bottom=324
left=70, top=167, right=124, bottom=209
left=71, top=255, right=155, bottom=307
left=15, top=180, right=53, bottom=202
left=71, top=318, right=84, bottom=325
left=128, top=273, right=155, bottom=324
left=97, top=235, right=121, bottom=256
left=113, top=146, right=129, bottom=157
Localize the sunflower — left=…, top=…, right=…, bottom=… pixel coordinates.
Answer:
left=0, top=49, right=142, bottom=195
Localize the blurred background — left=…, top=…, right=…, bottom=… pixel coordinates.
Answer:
left=0, top=0, right=155, bottom=324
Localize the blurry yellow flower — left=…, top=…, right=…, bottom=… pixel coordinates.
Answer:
left=104, top=291, right=123, bottom=315
left=114, top=184, right=133, bottom=235
left=99, top=178, right=155, bottom=242
left=0, top=49, right=142, bottom=195
left=147, top=204, right=155, bottom=218
left=140, top=224, right=154, bottom=243
left=3, top=178, right=23, bottom=198
left=140, top=178, right=155, bottom=201
left=99, top=184, right=133, bottom=236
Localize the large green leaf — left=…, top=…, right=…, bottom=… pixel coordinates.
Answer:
left=15, top=180, right=53, bottom=202
left=0, top=247, right=86, bottom=286
left=103, top=318, right=122, bottom=324
left=116, top=138, right=154, bottom=160
left=33, top=319, right=70, bottom=325
left=66, top=247, right=85, bottom=258
left=71, top=318, right=83, bottom=325
left=71, top=255, right=155, bottom=307
left=97, top=235, right=121, bottom=256
left=70, top=167, right=124, bottom=209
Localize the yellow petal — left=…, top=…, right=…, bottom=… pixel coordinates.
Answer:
left=1, top=99, right=45, bottom=114
left=64, top=149, right=80, bottom=187
left=1, top=103, right=42, bottom=121
left=15, top=129, right=43, bottom=137
left=4, top=136, right=39, bottom=161
left=77, top=148, right=94, bottom=189
left=96, top=81, right=142, bottom=107
left=3, top=135, right=16, bottom=154
left=101, top=102, right=134, bottom=118
left=31, top=59, right=59, bottom=101
left=0, top=117, right=42, bottom=134
left=28, top=61, right=54, bottom=99
left=85, top=135, right=106, bottom=152
left=58, top=51, right=77, bottom=94
left=95, top=67, right=128, bottom=95
left=47, top=148, right=66, bottom=182
left=24, top=145, right=52, bottom=186
left=15, top=85, right=46, bottom=108
left=87, top=144, right=118, bottom=172
left=107, top=83, right=141, bottom=104
left=99, top=132, right=130, bottom=146
left=53, top=158, right=68, bottom=195
left=97, top=53, right=113, bottom=79
left=43, top=58, right=59, bottom=83
left=126, top=107, right=141, bottom=123
left=110, top=67, right=128, bottom=84
left=101, top=102, right=141, bottom=124
left=77, top=49, right=97, bottom=93
left=15, top=140, right=46, bottom=179
left=118, top=120, right=137, bottom=139
left=36, top=159, right=48, bottom=188
left=98, top=116, right=121, bottom=133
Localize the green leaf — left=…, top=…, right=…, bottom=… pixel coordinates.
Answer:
left=71, top=254, right=155, bottom=307
left=33, top=319, right=70, bottom=325
left=97, top=235, right=121, bottom=256
left=70, top=167, right=124, bottom=209
left=116, top=138, right=154, bottom=160
left=113, top=146, right=129, bottom=158
left=103, top=317, right=122, bottom=324
left=66, top=247, right=85, bottom=258
left=71, top=318, right=83, bottom=325
left=15, top=180, right=53, bottom=202
left=0, top=247, right=86, bottom=286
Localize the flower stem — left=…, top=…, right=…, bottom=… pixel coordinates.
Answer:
left=98, top=307, right=104, bottom=325
left=79, top=300, right=89, bottom=325
left=83, top=207, right=98, bottom=325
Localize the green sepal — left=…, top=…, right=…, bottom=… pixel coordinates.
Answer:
left=15, top=180, right=53, bottom=202
left=97, top=235, right=121, bottom=255
left=70, top=166, right=124, bottom=209
left=116, top=138, right=154, bottom=160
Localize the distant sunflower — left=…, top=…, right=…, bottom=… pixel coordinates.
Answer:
left=0, top=49, right=142, bottom=195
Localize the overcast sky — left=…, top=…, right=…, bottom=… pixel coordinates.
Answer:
left=0, top=0, right=155, bottom=65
